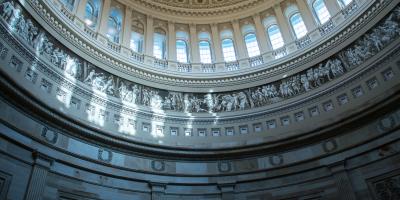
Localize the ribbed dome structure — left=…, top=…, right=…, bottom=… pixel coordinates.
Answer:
left=0, top=0, right=399, bottom=199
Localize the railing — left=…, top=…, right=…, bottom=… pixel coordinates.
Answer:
left=273, top=47, right=287, bottom=59
left=319, top=20, right=335, bottom=36
left=60, top=5, right=74, bottom=21
left=84, top=26, right=97, bottom=39
left=131, top=50, right=144, bottom=63
left=249, top=55, right=264, bottom=67
left=177, top=63, right=192, bottom=72
left=154, top=58, right=168, bottom=69
left=342, top=1, right=359, bottom=18
left=201, top=64, right=216, bottom=73
left=107, top=40, right=121, bottom=53
left=225, top=61, right=239, bottom=71
left=45, top=0, right=368, bottom=74
left=295, top=35, right=312, bottom=49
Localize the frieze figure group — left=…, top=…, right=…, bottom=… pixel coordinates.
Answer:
left=1, top=0, right=399, bottom=113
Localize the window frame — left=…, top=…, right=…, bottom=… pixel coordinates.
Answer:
left=243, top=33, right=261, bottom=58
left=266, top=24, right=285, bottom=50
left=221, top=38, right=237, bottom=62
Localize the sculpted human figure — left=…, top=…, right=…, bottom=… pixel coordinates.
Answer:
left=15, top=15, right=25, bottom=35
left=1, top=1, right=14, bottom=21
left=103, top=76, right=114, bottom=95
left=131, top=85, right=139, bottom=104
left=10, top=7, right=21, bottom=29
left=300, top=74, right=311, bottom=91
left=237, top=92, right=248, bottom=110
left=84, top=69, right=95, bottom=84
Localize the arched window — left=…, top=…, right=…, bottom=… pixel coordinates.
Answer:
left=267, top=25, right=284, bottom=50
left=337, top=0, right=352, bottom=8
left=153, top=29, right=166, bottom=59
left=199, top=41, right=212, bottom=64
left=244, top=33, right=260, bottom=57
left=84, top=0, right=100, bottom=27
left=289, top=13, right=308, bottom=39
left=130, top=21, right=144, bottom=53
left=312, top=0, right=331, bottom=24
left=176, top=40, right=189, bottom=63
left=222, top=39, right=236, bottom=62
left=106, top=7, right=123, bottom=43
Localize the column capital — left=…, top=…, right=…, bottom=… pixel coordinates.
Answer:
left=32, top=150, right=52, bottom=169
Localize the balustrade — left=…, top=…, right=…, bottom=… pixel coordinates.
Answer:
left=201, top=64, right=216, bottom=73
left=177, top=63, right=192, bottom=73
left=225, top=61, right=240, bottom=71
left=295, top=35, right=312, bottom=49
left=131, top=51, right=144, bottom=63
left=154, top=58, right=168, bottom=69
left=319, top=20, right=335, bottom=36
left=107, top=40, right=121, bottom=53
left=44, top=0, right=368, bottom=74
left=342, top=1, right=359, bottom=18
left=249, top=55, right=264, bottom=67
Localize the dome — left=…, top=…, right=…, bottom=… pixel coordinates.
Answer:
left=0, top=0, right=399, bottom=199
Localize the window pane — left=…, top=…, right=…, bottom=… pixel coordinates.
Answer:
left=222, top=39, right=236, bottom=62
left=153, top=33, right=166, bottom=59
left=130, top=32, right=143, bottom=53
left=244, top=33, right=260, bottom=57
left=313, top=0, right=331, bottom=24
left=176, top=40, right=188, bottom=63
left=290, top=13, right=308, bottom=39
left=267, top=25, right=285, bottom=50
left=107, top=17, right=119, bottom=43
left=199, top=41, right=212, bottom=64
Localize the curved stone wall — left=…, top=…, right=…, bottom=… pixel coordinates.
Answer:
left=0, top=0, right=399, bottom=149
left=0, top=0, right=399, bottom=199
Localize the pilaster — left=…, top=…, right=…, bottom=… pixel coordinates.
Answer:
left=274, top=3, right=294, bottom=43
left=168, top=21, right=176, bottom=61
left=189, top=24, right=200, bottom=63
left=211, top=23, right=223, bottom=63
left=252, top=14, right=269, bottom=53
left=329, top=162, right=357, bottom=200
left=231, top=20, right=246, bottom=59
left=122, top=7, right=133, bottom=47
left=98, top=0, right=111, bottom=33
left=24, top=151, right=52, bottom=200
left=295, top=0, right=317, bottom=30
left=145, top=15, right=154, bottom=56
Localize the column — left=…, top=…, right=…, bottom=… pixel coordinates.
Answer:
left=231, top=20, right=246, bottom=59
left=122, top=7, right=133, bottom=47
left=295, top=0, right=317, bottom=30
left=252, top=14, right=269, bottom=53
left=329, top=163, right=357, bottom=200
left=324, top=0, right=342, bottom=17
left=211, top=24, right=223, bottom=63
left=75, top=0, right=88, bottom=20
left=98, top=0, right=111, bottom=33
left=274, top=4, right=294, bottom=43
left=189, top=24, right=200, bottom=63
left=24, top=152, right=52, bottom=200
left=168, top=21, right=176, bottom=61
left=145, top=15, right=154, bottom=56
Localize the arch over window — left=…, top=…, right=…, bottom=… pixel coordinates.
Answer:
left=337, top=0, right=353, bottom=8
left=267, top=25, right=285, bottom=50
left=221, top=39, right=236, bottom=62
left=153, top=28, right=166, bottom=59
left=312, top=0, right=331, bottom=24
left=84, top=0, right=100, bottom=27
left=244, top=33, right=260, bottom=57
left=130, top=21, right=144, bottom=53
left=106, top=7, right=123, bottom=43
left=289, top=13, right=308, bottom=39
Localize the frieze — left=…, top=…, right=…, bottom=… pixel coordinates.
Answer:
left=27, top=0, right=388, bottom=89
left=1, top=0, right=399, bottom=117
